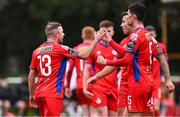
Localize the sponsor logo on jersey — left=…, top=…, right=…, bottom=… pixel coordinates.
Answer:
left=38, top=46, right=53, bottom=53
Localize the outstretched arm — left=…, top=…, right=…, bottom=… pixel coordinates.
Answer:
left=109, top=40, right=126, bottom=57
left=97, top=41, right=135, bottom=66
left=87, top=66, right=116, bottom=84
left=78, top=29, right=105, bottom=59
left=156, top=54, right=175, bottom=93
left=106, top=53, right=133, bottom=66
left=103, top=30, right=126, bottom=57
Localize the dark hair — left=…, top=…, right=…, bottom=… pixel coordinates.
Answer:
left=121, top=11, right=128, bottom=18
left=128, top=2, right=146, bottom=22
left=99, top=20, right=114, bottom=28
left=45, top=21, right=62, bottom=35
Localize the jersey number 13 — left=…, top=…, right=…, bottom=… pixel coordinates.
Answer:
left=37, top=54, right=52, bottom=76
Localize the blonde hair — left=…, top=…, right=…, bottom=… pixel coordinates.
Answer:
left=82, top=26, right=95, bottom=40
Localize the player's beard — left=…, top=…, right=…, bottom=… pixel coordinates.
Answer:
left=57, top=37, right=63, bottom=44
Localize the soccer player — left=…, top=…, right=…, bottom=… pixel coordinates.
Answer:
left=83, top=20, right=118, bottom=116
left=145, top=25, right=167, bottom=116
left=116, top=12, right=134, bottom=116
left=65, top=26, right=95, bottom=116
left=88, top=2, right=175, bottom=116
left=28, top=21, right=104, bottom=116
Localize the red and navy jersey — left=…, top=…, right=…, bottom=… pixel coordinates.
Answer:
left=86, top=41, right=118, bottom=89
left=128, top=28, right=162, bottom=87
left=30, top=42, right=78, bottom=98
left=118, top=37, right=131, bottom=84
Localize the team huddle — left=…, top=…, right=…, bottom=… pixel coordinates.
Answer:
left=28, top=2, right=175, bottom=117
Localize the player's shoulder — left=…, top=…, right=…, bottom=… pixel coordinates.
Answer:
left=130, top=28, right=147, bottom=38
left=57, top=44, right=70, bottom=50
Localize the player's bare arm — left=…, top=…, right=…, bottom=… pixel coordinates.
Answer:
left=96, top=55, right=107, bottom=65
left=28, top=69, right=38, bottom=108
left=65, top=59, right=75, bottom=98
left=78, top=29, right=105, bottom=59
left=87, top=66, right=116, bottom=84
left=82, top=64, right=93, bottom=99
left=156, top=54, right=175, bottom=93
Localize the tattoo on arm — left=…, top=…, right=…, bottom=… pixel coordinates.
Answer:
left=158, top=54, right=170, bottom=81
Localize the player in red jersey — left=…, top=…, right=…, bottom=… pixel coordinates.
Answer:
left=116, top=12, right=134, bottom=116
left=88, top=2, right=175, bottom=116
left=28, top=21, right=104, bottom=116
left=83, top=20, right=118, bottom=116
left=145, top=25, right=168, bottom=116
left=65, top=26, right=95, bottom=116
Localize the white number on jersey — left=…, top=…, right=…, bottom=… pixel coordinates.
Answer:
left=37, top=54, right=52, bottom=76
left=149, top=42, right=152, bottom=65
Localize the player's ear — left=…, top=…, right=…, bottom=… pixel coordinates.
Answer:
left=81, top=35, right=84, bottom=40
left=132, top=14, right=137, bottom=20
left=54, top=29, right=59, bottom=37
left=53, top=31, right=57, bottom=37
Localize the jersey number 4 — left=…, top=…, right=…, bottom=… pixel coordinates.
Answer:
left=37, top=54, right=52, bottom=76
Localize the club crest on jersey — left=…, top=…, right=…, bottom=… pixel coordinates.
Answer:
left=96, top=98, right=102, bottom=104
left=96, top=51, right=101, bottom=55
left=38, top=46, right=53, bottom=53
left=130, top=34, right=138, bottom=41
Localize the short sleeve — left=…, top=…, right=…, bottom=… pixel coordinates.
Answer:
left=58, top=45, right=79, bottom=59
left=29, top=51, right=37, bottom=70
left=129, top=33, right=141, bottom=51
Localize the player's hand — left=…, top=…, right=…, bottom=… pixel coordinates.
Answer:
left=104, top=30, right=112, bottom=42
left=94, top=28, right=105, bottom=41
left=29, top=95, right=38, bottom=108
left=83, top=90, right=93, bottom=99
left=65, top=88, right=72, bottom=98
left=97, top=55, right=107, bottom=65
left=87, top=76, right=97, bottom=85
left=165, top=79, right=175, bottom=94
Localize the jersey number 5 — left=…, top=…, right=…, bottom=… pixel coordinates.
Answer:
left=37, top=54, right=52, bottom=76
